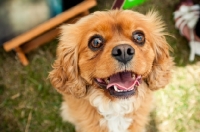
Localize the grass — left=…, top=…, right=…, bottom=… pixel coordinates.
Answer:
left=154, top=64, right=200, bottom=132
left=0, top=0, right=200, bottom=132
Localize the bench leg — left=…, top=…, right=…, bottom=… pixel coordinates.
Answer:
left=15, top=47, right=29, bottom=66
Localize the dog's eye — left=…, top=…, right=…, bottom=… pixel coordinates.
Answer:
left=132, top=30, right=145, bottom=45
left=92, top=38, right=103, bottom=48
left=89, top=35, right=104, bottom=51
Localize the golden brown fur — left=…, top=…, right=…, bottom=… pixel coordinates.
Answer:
left=49, top=10, right=173, bottom=132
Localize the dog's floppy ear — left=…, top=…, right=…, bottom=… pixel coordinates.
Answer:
left=145, top=11, right=174, bottom=90
left=49, top=25, right=87, bottom=98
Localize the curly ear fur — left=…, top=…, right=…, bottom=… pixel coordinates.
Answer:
left=145, top=11, right=174, bottom=90
left=49, top=25, right=87, bottom=98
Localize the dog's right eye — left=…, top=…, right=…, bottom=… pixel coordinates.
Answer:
left=88, top=35, right=104, bottom=51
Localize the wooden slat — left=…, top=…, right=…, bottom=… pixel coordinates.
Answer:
left=21, top=10, right=90, bottom=53
left=3, top=0, right=97, bottom=52
left=21, top=28, right=59, bottom=53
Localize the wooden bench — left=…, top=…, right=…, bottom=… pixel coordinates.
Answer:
left=3, top=0, right=97, bottom=66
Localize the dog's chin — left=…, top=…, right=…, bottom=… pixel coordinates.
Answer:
left=94, top=71, right=142, bottom=99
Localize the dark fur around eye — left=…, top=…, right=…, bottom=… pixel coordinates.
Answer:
left=132, top=30, right=145, bottom=45
left=88, top=35, right=104, bottom=51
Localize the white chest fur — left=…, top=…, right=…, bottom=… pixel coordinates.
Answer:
left=100, top=114, right=133, bottom=132
left=90, top=92, right=135, bottom=132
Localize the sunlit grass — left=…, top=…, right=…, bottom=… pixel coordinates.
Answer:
left=154, top=63, right=200, bottom=132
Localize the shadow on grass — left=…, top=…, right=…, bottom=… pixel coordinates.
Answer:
left=0, top=113, right=21, bottom=132
left=0, top=84, right=21, bottom=132
left=147, top=111, right=159, bottom=132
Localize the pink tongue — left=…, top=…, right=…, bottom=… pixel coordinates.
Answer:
left=107, top=72, right=136, bottom=90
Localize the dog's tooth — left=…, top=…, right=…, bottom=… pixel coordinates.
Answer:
left=104, top=78, right=110, bottom=84
left=132, top=74, right=136, bottom=80
left=129, top=86, right=136, bottom=91
left=114, top=86, right=122, bottom=92
left=114, top=85, right=118, bottom=91
left=119, top=89, right=123, bottom=92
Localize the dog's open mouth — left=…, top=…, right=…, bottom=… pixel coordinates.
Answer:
left=95, top=71, right=142, bottom=98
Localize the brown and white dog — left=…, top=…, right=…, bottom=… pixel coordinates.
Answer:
left=49, top=10, right=173, bottom=132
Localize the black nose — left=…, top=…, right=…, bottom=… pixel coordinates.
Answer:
left=112, top=44, right=135, bottom=64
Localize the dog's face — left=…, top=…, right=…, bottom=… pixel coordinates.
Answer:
left=49, top=10, right=173, bottom=99
left=78, top=11, right=156, bottom=98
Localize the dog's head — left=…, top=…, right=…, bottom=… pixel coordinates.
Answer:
left=49, top=10, right=173, bottom=99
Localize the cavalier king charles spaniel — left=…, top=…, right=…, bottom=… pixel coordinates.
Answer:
left=49, top=10, right=173, bottom=132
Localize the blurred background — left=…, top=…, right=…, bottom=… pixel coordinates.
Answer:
left=0, top=0, right=200, bottom=132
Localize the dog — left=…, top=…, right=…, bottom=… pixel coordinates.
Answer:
left=49, top=10, right=173, bottom=132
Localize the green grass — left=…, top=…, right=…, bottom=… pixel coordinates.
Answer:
left=0, top=0, right=200, bottom=132
left=154, top=65, right=200, bottom=132
left=0, top=42, right=75, bottom=132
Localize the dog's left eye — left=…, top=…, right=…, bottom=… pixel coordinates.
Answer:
left=132, top=30, right=145, bottom=45
left=89, top=35, right=104, bottom=51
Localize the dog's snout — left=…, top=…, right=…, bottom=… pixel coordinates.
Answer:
left=112, top=44, right=134, bottom=64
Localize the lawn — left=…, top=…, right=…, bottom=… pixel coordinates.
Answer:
left=0, top=0, right=200, bottom=132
